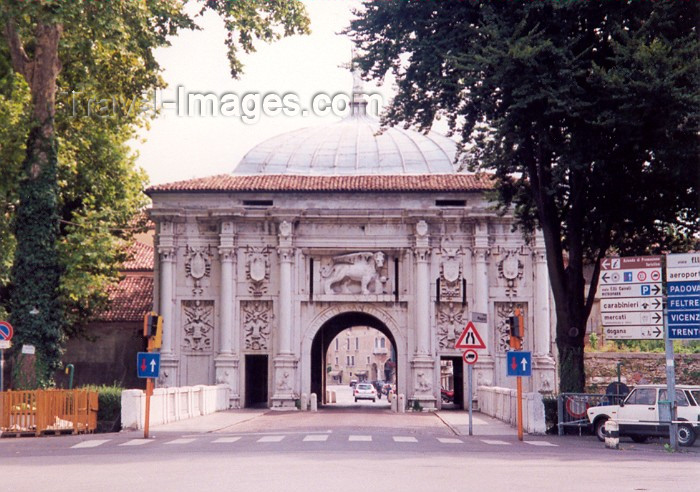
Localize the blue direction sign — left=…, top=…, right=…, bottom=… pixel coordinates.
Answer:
left=666, top=253, right=700, bottom=340
left=137, top=352, right=161, bottom=379
left=507, top=351, right=532, bottom=377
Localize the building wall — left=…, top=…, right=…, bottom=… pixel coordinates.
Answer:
left=150, top=189, right=557, bottom=408
left=327, top=326, right=392, bottom=385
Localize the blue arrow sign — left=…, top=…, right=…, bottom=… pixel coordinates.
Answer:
left=137, top=352, right=160, bottom=379
left=506, top=351, right=532, bottom=377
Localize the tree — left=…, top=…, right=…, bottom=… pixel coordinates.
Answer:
left=350, top=0, right=699, bottom=392
left=1, top=0, right=309, bottom=386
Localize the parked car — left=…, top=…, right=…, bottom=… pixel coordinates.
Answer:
left=441, top=388, right=454, bottom=403
left=587, top=384, right=700, bottom=447
left=349, top=379, right=358, bottom=388
left=354, top=383, right=377, bottom=402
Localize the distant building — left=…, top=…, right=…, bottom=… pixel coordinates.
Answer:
left=327, top=326, right=395, bottom=385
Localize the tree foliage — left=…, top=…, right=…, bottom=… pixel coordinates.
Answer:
left=1, top=0, right=309, bottom=385
left=350, top=0, right=699, bottom=392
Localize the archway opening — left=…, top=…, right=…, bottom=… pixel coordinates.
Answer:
left=310, top=311, right=397, bottom=409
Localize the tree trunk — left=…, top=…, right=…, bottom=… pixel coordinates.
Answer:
left=5, top=21, right=64, bottom=386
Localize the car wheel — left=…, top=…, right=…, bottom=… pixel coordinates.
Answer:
left=630, top=435, right=648, bottom=444
left=677, top=424, right=697, bottom=447
left=373, top=399, right=376, bottom=403
left=595, top=417, right=609, bottom=442
left=354, top=398, right=358, bottom=402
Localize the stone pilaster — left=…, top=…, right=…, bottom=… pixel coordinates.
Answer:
left=272, top=220, right=297, bottom=409
left=411, top=220, right=436, bottom=408
left=216, top=220, right=239, bottom=407
left=158, top=219, right=178, bottom=387
left=533, top=230, right=556, bottom=393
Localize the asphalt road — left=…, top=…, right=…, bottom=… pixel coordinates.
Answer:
left=1, top=392, right=698, bottom=492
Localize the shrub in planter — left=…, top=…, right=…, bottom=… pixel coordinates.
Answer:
left=83, top=384, right=123, bottom=433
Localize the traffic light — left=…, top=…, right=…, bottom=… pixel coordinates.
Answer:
left=143, top=312, right=163, bottom=349
left=508, top=308, right=524, bottom=350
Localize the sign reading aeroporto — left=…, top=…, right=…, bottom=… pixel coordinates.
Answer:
left=666, top=252, right=700, bottom=340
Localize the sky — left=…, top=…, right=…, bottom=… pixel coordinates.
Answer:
left=132, top=0, right=397, bottom=185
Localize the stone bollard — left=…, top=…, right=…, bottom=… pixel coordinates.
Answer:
left=310, top=393, right=318, bottom=412
left=301, top=393, right=308, bottom=411
left=604, top=420, right=619, bottom=449
left=390, top=391, right=397, bottom=412
left=331, top=391, right=337, bottom=403
left=398, top=394, right=406, bottom=413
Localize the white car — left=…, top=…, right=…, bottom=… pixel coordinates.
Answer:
left=587, top=384, right=700, bottom=447
left=354, top=383, right=377, bottom=402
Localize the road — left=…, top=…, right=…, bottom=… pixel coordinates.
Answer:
left=1, top=391, right=697, bottom=492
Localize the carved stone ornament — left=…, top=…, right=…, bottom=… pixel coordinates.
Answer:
left=320, top=251, right=388, bottom=295
left=279, top=220, right=292, bottom=238
left=182, top=300, right=214, bottom=352
left=184, top=245, right=212, bottom=296
left=495, top=301, right=527, bottom=352
left=242, top=301, right=272, bottom=351
left=246, top=246, right=270, bottom=296
left=437, top=302, right=467, bottom=350
left=416, top=371, right=432, bottom=393
left=415, top=220, right=429, bottom=237
left=277, top=370, right=292, bottom=391
left=439, top=247, right=463, bottom=301
left=497, top=249, right=524, bottom=296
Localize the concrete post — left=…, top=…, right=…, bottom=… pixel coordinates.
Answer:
left=301, top=393, right=308, bottom=411
left=310, top=393, right=318, bottom=412
left=398, top=394, right=406, bottom=413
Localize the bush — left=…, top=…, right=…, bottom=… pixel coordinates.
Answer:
left=83, top=384, right=123, bottom=432
left=542, top=396, right=558, bottom=435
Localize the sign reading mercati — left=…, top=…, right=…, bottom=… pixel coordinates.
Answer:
left=666, top=253, right=700, bottom=340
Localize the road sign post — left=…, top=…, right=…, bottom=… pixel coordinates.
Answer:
left=0, top=320, right=14, bottom=393
left=139, top=311, right=163, bottom=439
left=457, top=321, right=487, bottom=437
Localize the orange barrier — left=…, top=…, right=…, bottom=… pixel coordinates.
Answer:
left=0, top=389, right=98, bottom=436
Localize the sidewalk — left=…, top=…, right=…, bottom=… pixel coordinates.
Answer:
left=436, top=410, right=518, bottom=437
left=147, top=409, right=268, bottom=434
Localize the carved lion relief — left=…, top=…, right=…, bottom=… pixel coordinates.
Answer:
left=437, top=302, right=467, bottom=350
left=184, top=246, right=212, bottom=296
left=495, top=301, right=527, bottom=352
left=320, top=251, right=388, bottom=295
left=497, top=249, right=524, bottom=296
left=242, top=301, right=272, bottom=351
left=439, top=247, right=463, bottom=301
left=182, top=300, right=214, bottom=352
left=245, top=246, right=270, bottom=296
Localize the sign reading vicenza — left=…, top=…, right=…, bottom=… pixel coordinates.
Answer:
left=666, top=252, right=700, bottom=340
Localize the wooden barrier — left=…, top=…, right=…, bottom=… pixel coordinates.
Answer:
left=0, top=389, right=98, bottom=436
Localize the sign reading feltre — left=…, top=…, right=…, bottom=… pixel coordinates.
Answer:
left=600, top=256, right=664, bottom=340
left=666, top=252, right=700, bottom=340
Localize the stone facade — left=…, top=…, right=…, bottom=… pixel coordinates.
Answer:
left=147, top=184, right=558, bottom=409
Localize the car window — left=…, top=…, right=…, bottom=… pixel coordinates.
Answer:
left=691, top=390, right=700, bottom=406
left=659, top=389, right=690, bottom=407
left=626, top=388, right=656, bottom=405
left=357, top=384, right=372, bottom=390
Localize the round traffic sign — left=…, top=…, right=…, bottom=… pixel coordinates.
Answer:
left=462, top=349, right=478, bottom=365
left=0, top=321, right=13, bottom=341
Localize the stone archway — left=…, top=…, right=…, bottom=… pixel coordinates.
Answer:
left=303, top=305, right=404, bottom=404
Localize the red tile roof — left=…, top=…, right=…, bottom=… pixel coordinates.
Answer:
left=146, top=173, right=495, bottom=193
left=96, top=276, right=153, bottom=322
left=123, top=241, right=154, bottom=271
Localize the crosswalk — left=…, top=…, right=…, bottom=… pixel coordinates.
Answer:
left=70, top=435, right=558, bottom=450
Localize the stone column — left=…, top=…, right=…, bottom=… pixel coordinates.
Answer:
left=411, top=220, right=436, bottom=409
left=533, top=230, right=556, bottom=393
left=158, top=220, right=178, bottom=387
left=272, top=220, right=297, bottom=409
left=216, top=220, right=239, bottom=407
left=474, top=220, right=491, bottom=352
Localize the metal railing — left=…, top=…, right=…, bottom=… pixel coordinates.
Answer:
left=557, top=392, right=627, bottom=436
left=0, top=389, right=98, bottom=436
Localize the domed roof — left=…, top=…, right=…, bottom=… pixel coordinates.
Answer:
left=233, top=110, right=459, bottom=176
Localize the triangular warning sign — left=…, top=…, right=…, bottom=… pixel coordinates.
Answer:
left=455, top=321, right=486, bottom=350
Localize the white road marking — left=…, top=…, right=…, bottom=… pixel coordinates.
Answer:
left=119, top=439, right=153, bottom=446
left=481, top=439, right=511, bottom=446
left=348, top=435, right=372, bottom=442
left=303, top=434, right=329, bottom=442
left=257, top=436, right=285, bottom=443
left=525, top=441, right=558, bottom=447
left=393, top=436, right=418, bottom=443
left=213, top=437, right=241, bottom=444
left=437, top=438, right=463, bottom=444
left=166, top=438, right=196, bottom=445
left=71, top=440, right=110, bottom=449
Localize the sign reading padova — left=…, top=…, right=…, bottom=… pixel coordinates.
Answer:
left=666, top=252, right=700, bottom=340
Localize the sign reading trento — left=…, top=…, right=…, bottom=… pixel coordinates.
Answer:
left=666, top=253, right=700, bottom=340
